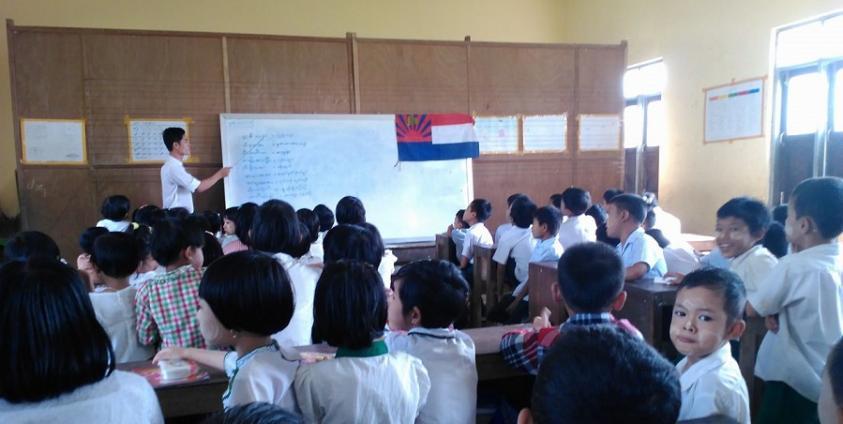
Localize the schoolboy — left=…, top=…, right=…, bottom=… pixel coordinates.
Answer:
left=747, top=177, right=843, bottom=423
left=96, top=194, right=132, bottom=232
left=500, top=242, right=642, bottom=374
left=495, top=193, right=529, bottom=244
left=605, top=193, right=666, bottom=280
left=596, top=189, right=623, bottom=246
left=490, top=197, right=537, bottom=323
left=459, top=198, right=493, bottom=270
left=557, top=187, right=597, bottom=249
left=386, top=260, right=477, bottom=424
left=670, top=268, right=750, bottom=423
left=160, top=127, right=229, bottom=212
left=531, top=206, right=564, bottom=263
left=715, top=197, right=777, bottom=294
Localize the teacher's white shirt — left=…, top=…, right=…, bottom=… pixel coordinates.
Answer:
left=160, top=156, right=200, bottom=212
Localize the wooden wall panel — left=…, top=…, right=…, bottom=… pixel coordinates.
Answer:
left=12, top=31, right=85, bottom=118
left=227, top=37, right=352, bottom=113
left=572, top=154, right=625, bottom=202
left=576, top=46, right=625, bottom=114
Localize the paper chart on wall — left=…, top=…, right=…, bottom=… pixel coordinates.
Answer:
left=21, top=119, right=87, bottom=164
left=127, top=119, right=190, bottom=162
left=578, top=114, right=621, bottom=151
left=523, top=114, right=567, bottom=152
left=474, top=116, right=519, bottom=153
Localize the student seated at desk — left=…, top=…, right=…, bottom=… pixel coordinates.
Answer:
left=557, top=187, right=597, bottom=249
left=295, top=208, right=323, bottom=262
left=96, top=194, right=132, bottom=232
left=606, top=194, right=666, bottom=281
left=0, top=257, right=163, bottom=423
left=489, top=197, right=537, bottom=324
left=335, top=195, right=366, bottom=225
left=459, top=199, right=494, bottom=278
left=595, top=189, right=623, bottom=247
left=643, top=191, right=683, bottom=242
left=643, top=211, right=699, bottom=276
left=154, top=251, right=300, bottom=411
left=715, top=197, right=777, bottom=294
left=218, top=206, right=240, bottom=250
left=76, top=226, right=108, bottom=290
left=495, top=193, right=529, bottom=244
left=313, top=203, right=335, bottom=242
left=224, top=202, right=258, bottom=255
left=500, top=242, right=642, bottom=375
left=386, top=260, right=477, bottom=424
left=447, top=209, right=469, bottom=264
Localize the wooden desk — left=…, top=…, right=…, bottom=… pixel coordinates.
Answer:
left=117, top=361, right=227, bottom=419
left=527, top=261, right=567, bottom=325
left=615, top=279, right=678, bottom=355
left=386, top=241, right=436, bottom=265
left=472, top=245, right=497, bottom=327
left=739, top=317, right=767, bottom=414
left=434, top=233, right=457, bottom=263
left=681, top=233, right=716, bottom=253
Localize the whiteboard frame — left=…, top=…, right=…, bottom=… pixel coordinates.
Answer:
left=703, top=76, right=766, bottom=144
left=20, top=118, right=88, bottom=165
left=126, top=116, right=192, bottom=163
left=577, top=113, right=623, bottom=152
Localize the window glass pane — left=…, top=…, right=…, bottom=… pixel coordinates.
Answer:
left=623, top=69, right=640, bottom=99
left=646, top=100, right=665, bottom=147
left=835, top=68, right=843, bottom=132
left=785, top=72, right=825, bottom=135
left=624, top=105, right=643, bottom=148
left=823, top=15, right=843, bottom=60
left=638, top=62, right=666, bottom=96
left=777, top=22, right=824, bottom=67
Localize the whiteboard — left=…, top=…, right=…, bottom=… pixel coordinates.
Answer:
left=220, top=114, right=473, bottom=243
left=21, top=119, right=87, bottom=164
left=704, top=78, right=764, bottom=143
left=128, top=119, right=190, bottom=162
left=579, top=114, right=621, bottom=151
left=523, top=114, right=567, bottom=152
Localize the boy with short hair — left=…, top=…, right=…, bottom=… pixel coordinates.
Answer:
left=606, top=193, right=667, bottom=280
left=531, top=206, right=564, bottom=263
left=747, top=177, right=843, bottom=423
left=500, top=242, right=642, bottom=374
left=715, top=197, right=777, bottom=294
left=386, top=259, right=476, bottom=424
left=670, top=268, right=750, bottom=423
left=495, top=193, right=529, bottom=244
left=556, top=187, right=597, bottom=249
left=459, top=198, right=493, bottom=269
left=490, top=197, right=538, bottom=323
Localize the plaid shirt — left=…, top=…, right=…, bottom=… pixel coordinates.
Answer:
left=135, top=264, right=206, bottom=349
left=499, top=312, right=643, bottom=375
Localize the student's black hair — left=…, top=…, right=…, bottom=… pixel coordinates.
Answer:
left=296, top=208, right=320, bottom=245
left=510, top=197, right=537, bottom=228
left=313, top=204, right=335, bottom=232
left=603, top=188, right=624, bottom=203
left=323, top=224, right=384, bottom=268
left=79, top=226, right=109, bottom=255
left=772, top=204, right=788, bottom=225
left=827, top=337, right=843, bottom=409
left=609, top=193, right=647, bottom=224
left=0, top=257, right=116, bottom=403
left=550, top=193, right=564, bottom=210
left=562, top=187, right=591, bottom=215
left=4, top=231, right=61, bottom=263
left=716, top=197, right=771, bottom=236
left=150, top=218, right=205, bottom=266
left=557, top=242, right=624, bottom=312
left=468, top=198, right=492, bottom=222
left=202, top=402, right=303, bottom=424
left=644, top=210, right=657, bottom=230
left=507, top=193, right=529, bottom=207
left=91, top=232, right=141, bottom=279
left=586, top=203, right=608, bottom=227
left=235, top=202, right=259, bottom=246
left=202, top=232, right=224, bottom=267
left=678, top=268, right=746, bottom=323
left=335, top=196, right=366, bottom=225
left=199, top=251, right=294, bottom=336
left=288, top=222, right=314, bottom=259
left=188, top=213, right=211, bottom=235
left=132, top=204, right=165, bottom=228
left=223, top=206, right=239, bottom=223
left=358, top=222, right=385, bottom=258
left=642, top=191, right=660, bottom=208
left=162, top=127, right=185, bottom=152
left=393, top=259, right=469, bottom=328
left=455, top=209, right=469, bottom=228
left=762, top=222, right=788, bottom=259
left=534, top=206, right=562, bottom=236
left=133, top=224, right=153, bottom=261
left=166, top=207, right=191, bottom=221
left=791, top=177, right=843, bottom=239
left=251, top=200, right=300, bottom=255
left=645, top=229, right=671, bottom=249
left=202, top=210, right=222, bottom=234
left=531, top=325, right=680, bottom=424
left=100, top=194, right=131, bottom=221
left=313, top=260, right=386, bottom=349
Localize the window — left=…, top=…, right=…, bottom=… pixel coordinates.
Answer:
left=623, top=59, right=665, bottom=194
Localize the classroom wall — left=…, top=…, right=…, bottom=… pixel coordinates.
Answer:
left=0, top=0, right=568, bottom=216
left=562, top=0, right=842, bottom=234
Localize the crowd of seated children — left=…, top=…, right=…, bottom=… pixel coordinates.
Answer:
left=295, top=260, right=430, bottom=422
left=596, top=188, right=623, bottom=246
left=495, top=193, right=529, bottom=244
left=76, top=226, right=108, bottom=290
left=715, top=197, right=778, bottom=294
left=747, top=177, right=843, bottom=423
left=0, top=257, right=163, bottom=423
left=386, top=260, right=477, bottom=424
left=96, top=194, right=132, bottom=232
left=556, top=187, right=597, bottom=249
left=489, top=196, right=538, bottom=324
left=459, top=198, right=494, bottom=281
left=500, top=242, right=642, bottom=374
left=522, top=325, right=681, bottom=424
left=154, top=251, right=299, bottom=411
left=670, top=268, right=750, bottom=423
left=606, top=193, right=667, bottom=280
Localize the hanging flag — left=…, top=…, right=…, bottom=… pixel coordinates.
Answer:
left=396, top=114, right=480, bottom=161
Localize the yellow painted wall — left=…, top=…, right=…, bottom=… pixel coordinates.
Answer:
left=563, top=0, right=842, bottom=234
left=0, top=0, right=568, bottom=216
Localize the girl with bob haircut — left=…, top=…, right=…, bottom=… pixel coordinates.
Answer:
left=0, top=257, right=162, bottom=423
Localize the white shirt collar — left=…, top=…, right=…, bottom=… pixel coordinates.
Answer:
left=407, top=327, right=456, bottom=339
left=678, top=342, right=732, bottom=391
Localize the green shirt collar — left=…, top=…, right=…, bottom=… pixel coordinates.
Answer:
left=335, top=339, right=388, bottom=358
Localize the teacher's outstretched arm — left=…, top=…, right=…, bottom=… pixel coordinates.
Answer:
left=196, top=167, right=231, bottom=193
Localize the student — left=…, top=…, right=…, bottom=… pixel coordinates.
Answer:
left=76, top=226, right=109, bottom=290
left=715, top=197, right=777, bottom=294
left=135, top=217, right=206, bottom=349
left=89, top=233, right=155, bottom=363
left=297, top=208, right=323, bottom=261
left=202, top=231, right=224, bottom=267
left=670, top=269, right=750, bottom=423
left=557, top=187, right=597, bottom=249
left=97, top=195, right=132, bottom=232
left=596, top=188, right=623, bottom=246
left=219, top=206, right=240, bottom=249
left=643, top=191, right=683, bottom=241
left=160, top=127, right=230, bottom=212
left=644, top=210, right=671, bottom=248
left=0, top=257, right=163, bottom=423
left=251, top=200, right=320, bottom=347
left=132, top=204, right=165, bottom=228
left=531, top=206, right=564, bottom=263
left=386, top=260, right=477, bottom=424
left=762, top=222, right=788, bottom=259
left=313, top=204, right=335, bottom=234
left=606, top=194, right=667, bottom=280
left=495, top=193, right=529, bottom=244
left=295, top=261, right=430, bottom=423
left=459, top=198, right=494, bottom=270
left=323, top=224, right=384, bottom=268
left=645, top=210, right=700, bottom=276
left=500, top=242, right=642, bottom=374
left=224, top=201, right=258, bottom=255
left=747, top=177, right=843, bottom=423
left=521, top=325, right=680, bottom=424
left=490, top=197, right=537, bottom=323
left=154, top=252, right=299, bottom=411
left=128, top=225, right=162, bottom=288
left=447, top=209, right=469, bottom=264
left=335, top=195, right=366, bottom=225
left=204, top=402, right=303, bottom=424
left=819, top=337, right=843, bottom=424
left=3, top=230, right=62, bottom=264
left=359, top=222, right=395, bottom=286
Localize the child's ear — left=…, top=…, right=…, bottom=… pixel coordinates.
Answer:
left=727, top=318, right=746, bottom=340
left=409, top=306, right=422, bottom=327
left=517, top=408, right=534, bottom=424
left=611, top=290, right=628, bottom=312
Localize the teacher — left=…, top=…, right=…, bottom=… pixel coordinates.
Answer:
left=160, top=127, right=230, bottom=213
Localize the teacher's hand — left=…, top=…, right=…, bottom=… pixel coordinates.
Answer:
left=218, top=167, right=232, bottom=178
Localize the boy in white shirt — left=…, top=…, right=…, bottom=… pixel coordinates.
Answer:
left=459, top=198, right=494, bottom=274
left=96, top=195, right=132, bottom=232
left=489, top=197, right=538, bottom=323
left=557, top=187, right=597, bottom=249
left=715, top=197, right=778, bottom=294
left=495, top=193, right=528, bottom=244
left=606, top=194, right=667, bottom=281
left=747, top=177, right=843, bottom=423
left=670, top=268, right=750, bottom=423
left=386, top=260, right=477, bottom=424
left=531, top=206, right=565, bottom=263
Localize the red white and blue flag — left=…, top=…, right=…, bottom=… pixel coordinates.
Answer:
left=395, top=114, right=480, bottom=161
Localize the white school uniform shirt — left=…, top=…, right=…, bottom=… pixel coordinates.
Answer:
left=271, top=252, right=322, bottom=347
left=617, top=228, right=667, bottom=279
left=676, top=343, right=750, bottom=423
left=729, top=244, right=778, bottom=294
left=747, top=242, right=843, bottom=402
left=295, top=343, right=431, bottom=424
left=652, top=206, right=682, bottom=241
left=451, top=228, right=468, bottom=259
left=90, top=286, right=154, bottom=363
left=663, top=241, right=700, bottom=276
left=160, top=155, right=200, bottom=212
left=0, top=370, right=163, bottom=424
left=385, top=328, right=477, bottom=424
left=556, top=214, right=596, bottom=249
left=520, top=237, right=565, bottom=299
left=492, top=225, right=535, bottom=285
left=222, top=342, right=300, bottom=411
left=96, top=219, right=131, bottom=232
left=461, top=222, right=493, bottom=262
left=494, top=223, right=513, bottom=245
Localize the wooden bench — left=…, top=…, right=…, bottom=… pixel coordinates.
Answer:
left=471, top=245, right=496, bottom=327
left=386, top=241, right=436, bottom=265
left=434, top=232, right=456, bottom=263
left=528, top=261, right=566, bottom=325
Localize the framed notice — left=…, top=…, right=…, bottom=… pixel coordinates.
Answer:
left=578, top=114, right=621, bottom=151
left=523, top=114, right=567, bottom=152
left=704, top=77, right=765, bottom=143
left=20, top=118, right=87, bottom=164
left=127, top=118, right=191, bottom=162
left=474, top=116, right=519, bottom=153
